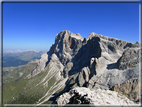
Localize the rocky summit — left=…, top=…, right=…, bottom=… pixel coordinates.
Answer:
left=27, top=30, right=141, bottom=105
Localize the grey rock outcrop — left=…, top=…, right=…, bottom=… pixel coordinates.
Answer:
left=63, top=62, right=73, bottom=78
left=27, top=53, right=48, bottom=78
left=87, top=75, right=100, bottom=89
left=117, top=48, right=140, bottom=70
left=135, top=41, right=140, bottom=45
left=113, top=78, right=140, bottom=102
left=90, top=63, right=139, bottom=90
left=48, top=53, right=64, bottom=80
left=90, top=57, right=98, bottom=75
left=77, top=67, right=90, bottom=87
left=56, top=87, right=137, bottom=105
left=56, top=92, right=71, bottom=105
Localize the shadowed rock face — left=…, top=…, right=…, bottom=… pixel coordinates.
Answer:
left=49, top=31, right=103, bottom=77
left=27, top=30, right=140, bottom=105
left=49, top=30, right=139, bottom=78
left=117, top=48, right=140, bottom=70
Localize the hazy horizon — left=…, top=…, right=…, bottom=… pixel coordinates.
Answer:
left=3, top=49, right=48, bottom=53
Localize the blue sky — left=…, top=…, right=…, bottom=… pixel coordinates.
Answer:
left=3, top=2, right=139, bottom=51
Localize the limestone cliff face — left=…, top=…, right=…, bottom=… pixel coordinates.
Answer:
left=49, top=30, right=139, bottom=77
left=49, top=30, right=83, bottom=66
left=27, top=30, right=140, bottom=105
left=29, top=30, right=139, bottom=78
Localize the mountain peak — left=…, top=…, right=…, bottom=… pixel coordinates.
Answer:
left=25, top=30, right=140, bottom=105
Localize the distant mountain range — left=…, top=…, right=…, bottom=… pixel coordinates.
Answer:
left=3, top=50, right=47, bottom=67
left=3, top=50, right=40, bottom=54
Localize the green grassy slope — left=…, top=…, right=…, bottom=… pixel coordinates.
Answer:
left=3, top=63, right=38, bottom=84
left=3, top=68, right=47, bottom=104
left=3, top=65, right=64, bottom=104
left=3, top=79, right=29, bottom=104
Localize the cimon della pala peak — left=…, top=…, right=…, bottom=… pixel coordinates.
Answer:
left=7, top=30, right=141, bottom=106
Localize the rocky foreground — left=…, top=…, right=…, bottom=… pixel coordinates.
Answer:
left=56, top=87, right=137, bottom=105
left=27, top=30, right=141, bottom=105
